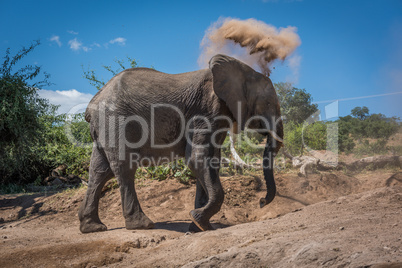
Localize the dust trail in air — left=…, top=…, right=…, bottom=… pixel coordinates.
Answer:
left=198, top=17, right=301, bottom=76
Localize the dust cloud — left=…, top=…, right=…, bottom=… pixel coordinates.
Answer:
left=198, top=18, right=301, bottom=76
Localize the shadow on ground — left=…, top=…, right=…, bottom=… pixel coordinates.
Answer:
left=0, top=193, right=57, bottom=226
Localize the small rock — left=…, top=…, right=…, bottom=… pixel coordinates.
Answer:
left=52, top=178, right=63, bottom=185
left=339, top=226, right=345, bottom=230
left=59, top=176, right=69, bottom=183
left=185, top=232, right=192, bottom=236
left=67, top=175, right=82, bottom=184
left=44, top=176, right=55, bottom=183
left=133, top=239, right=141, bottom=248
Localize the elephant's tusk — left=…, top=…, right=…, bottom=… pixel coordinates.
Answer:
left=268, top=130, right=283, bottom=144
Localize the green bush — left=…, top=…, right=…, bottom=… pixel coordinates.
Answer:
left=0, top=41, right=92, bottom=184
left=137, top=159, right=194, bottom=184
left=338, top=110, right=400, bottom=141
left=0, top=41, right=53, bottom=184
left=335, top=107, right=400, bottom=155
left=0, top=183, right=27, bottom=195
left=303, top=121, right=327, bottom=151
left=283, top=122, right=303, bottom=156
left=283, top=121, right=331, bottom=156
left=337, top=118, right=356, bottom=153
left=39, top=112, right=92, bottom=178
left=221, top=131, right=265, bottom=162
left=354, top=139, right=389, bottom=157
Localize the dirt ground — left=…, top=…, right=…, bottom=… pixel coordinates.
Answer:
left=1, top=168, right=401, bottom=267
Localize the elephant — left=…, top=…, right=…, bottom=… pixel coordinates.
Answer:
left=78, top=54, right=283, bottom=233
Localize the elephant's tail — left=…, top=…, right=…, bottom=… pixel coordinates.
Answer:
left=85, top=89, right=103, bottom=123
left=85, top=109, right=91, bottom=122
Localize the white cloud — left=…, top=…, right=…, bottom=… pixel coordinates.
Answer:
left=68, top=38, right=91, bottom=52
left=50, top=35, right=62, bottom=47
left=38, top=89, right=94, bottom=114
left=68, top=38, right=82, bottom=51
left=65, top=36, right=126, bottom=51
left=109, top=37, right=126, bottom=46
left=67, top=30, right=79, bottom=35
left=263, top=0, right=302, bottom=2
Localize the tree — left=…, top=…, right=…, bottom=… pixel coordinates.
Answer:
left=0, top=40, right=54, bottom=184
left=351, top=106, right=369, bottom=120
left=336, top=107, right=400, bottom=154
left=274, top=82, right=318, bottom=124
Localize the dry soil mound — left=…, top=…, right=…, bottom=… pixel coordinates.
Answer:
left=0, top=170, right=401, bottom=267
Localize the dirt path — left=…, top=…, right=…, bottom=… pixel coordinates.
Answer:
left=0, top=170, right=401, bottom=267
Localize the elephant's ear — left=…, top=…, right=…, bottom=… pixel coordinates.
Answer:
left=209, top=54, right=249, bottom=131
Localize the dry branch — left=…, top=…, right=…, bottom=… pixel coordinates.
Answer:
left=280, top=147, right=401, bottom=176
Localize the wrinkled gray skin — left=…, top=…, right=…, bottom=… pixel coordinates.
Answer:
left=79, top=54, right=283, bottom=233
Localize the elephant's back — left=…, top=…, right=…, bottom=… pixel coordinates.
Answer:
left=117, top=68, right=209, bottom=95
left=85, top=68, right=212, bottom=122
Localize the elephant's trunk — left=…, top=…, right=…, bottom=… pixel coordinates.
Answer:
left=259, top=120, right=283, bottom=208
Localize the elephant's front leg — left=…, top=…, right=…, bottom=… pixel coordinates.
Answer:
left=188, top=180, right=214, bottom=232
left=187, top=149, right=224, bottom=231
left=116, top=165, right=154, bottom=230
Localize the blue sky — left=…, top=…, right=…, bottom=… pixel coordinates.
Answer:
left=1, top=0, right=402, bottom=118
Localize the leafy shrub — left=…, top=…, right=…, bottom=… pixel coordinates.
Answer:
left=39, top=112, right=92, bottom=177
left=302, top=121, right=327, bottom=151
left=283, top=122, right=303, bottom=156
left=221, top=131, right=265, bottom=162
left=283, top=121, right=333, bottom=155
left=0, top=183, right=27, bottom=194
left=0, top=41, right=92, bottom=184
left=354, top=139, right=389, bottom=157
left=338, top=110, right=400, bottom=141
left=136, top=159, right=194, bottom=184
left=0, top=41, right=53, bottom=184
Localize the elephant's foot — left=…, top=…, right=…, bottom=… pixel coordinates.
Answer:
left=189, top=209, right=214, bottom=232
left=80, top=219, right=107, bottom=233
left=125, top=213, right=155, bottom=230
left=188, top=221, right=214, bottom=233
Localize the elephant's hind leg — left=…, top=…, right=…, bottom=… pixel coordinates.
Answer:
left=115, top=165, right=154, bottom=230
left=79, top=146, right=113, bottom=233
